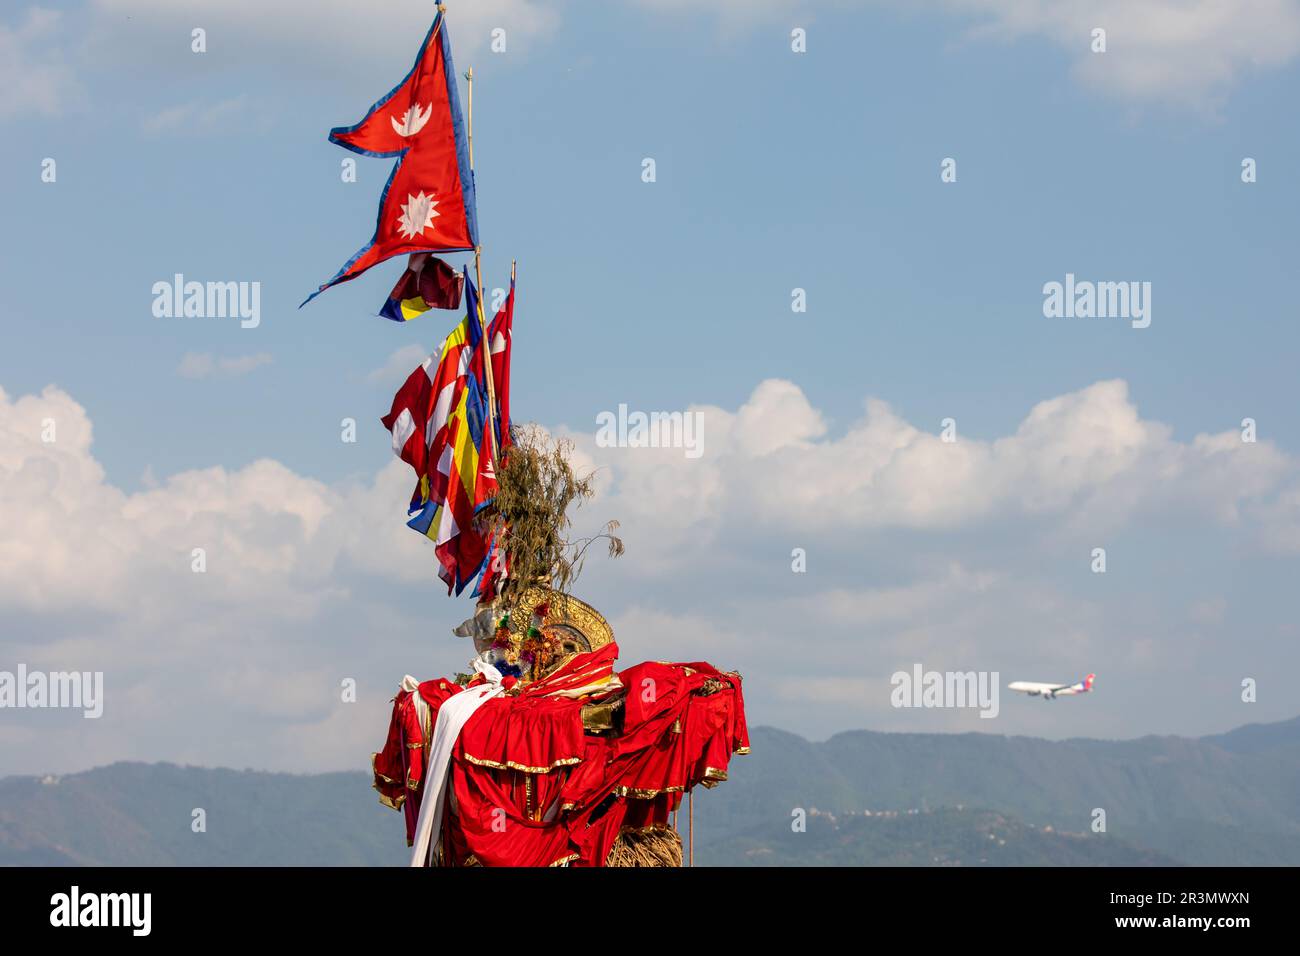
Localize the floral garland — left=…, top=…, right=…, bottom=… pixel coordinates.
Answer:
left=487, top=601, right=562, bottom=680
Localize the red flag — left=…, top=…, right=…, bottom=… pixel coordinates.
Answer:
left=380, top=317, right=473, bottom=490
left=379, top=254, right=464, bottom=322
left=304, top=11, right=477, bottom=306
left=487, top=276, right=514, bottom=451
left=413, top=255, right=464, bottom=311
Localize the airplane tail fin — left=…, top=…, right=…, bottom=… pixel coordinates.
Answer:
left=1083, top=673, right=1096, bottom=691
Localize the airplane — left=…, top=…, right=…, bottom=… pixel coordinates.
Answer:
left=1007, top=673, right=1095, bottom=700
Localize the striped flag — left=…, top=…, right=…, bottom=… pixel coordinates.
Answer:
left=467, top=275, right=515, bottom=600
left=404, top=278, right=498, bottom=594
left=470, top=529, right=508, bottom=601
left=378, top=254, right=464, bottom=322
left=379, top=317, right=473, bottom=495
left=486, top=275, right=514, bottom=452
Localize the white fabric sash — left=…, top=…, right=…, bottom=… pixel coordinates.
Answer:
left=408, top=660, right=506, bottom=867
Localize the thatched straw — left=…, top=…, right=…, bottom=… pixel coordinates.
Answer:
left=605, top=826, right=683, bottom=868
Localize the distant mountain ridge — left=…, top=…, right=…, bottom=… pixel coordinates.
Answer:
left=705, top=807, right=1179, bottom=866
left=2, top=716, right=1297, bottom=866
left=695, top=716, right=1300, bottom=866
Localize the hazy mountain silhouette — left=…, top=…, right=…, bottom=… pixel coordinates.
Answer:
left=3, top=716, right=1296, bottom=866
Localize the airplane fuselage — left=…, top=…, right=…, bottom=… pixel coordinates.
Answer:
left=1008, top=674, right=1095, bottom=700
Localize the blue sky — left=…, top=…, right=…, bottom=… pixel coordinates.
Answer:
left=2, top=0, right=1300, bottom=775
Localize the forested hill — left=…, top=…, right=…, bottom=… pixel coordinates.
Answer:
left=3, top=716, right=1296, bottom=866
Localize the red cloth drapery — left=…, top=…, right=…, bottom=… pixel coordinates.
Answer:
left=371, top=643, right=748, bottom=865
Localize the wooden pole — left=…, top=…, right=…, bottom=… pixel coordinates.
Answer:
left=688, top=788, right=694, bottom=867
left=464, top=63, right=499, bottom=470
left=472, top=247, right=498, bottom=468
left=465, top=62, right=475, bottom=169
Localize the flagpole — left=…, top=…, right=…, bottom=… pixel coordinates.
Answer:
left=688, top=787, right=694, bottom=867
left=464, top=61, right=500, bottom=471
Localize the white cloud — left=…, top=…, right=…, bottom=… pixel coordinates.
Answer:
left=142, top=95, right=251, bottom=135
left=1, top=1, right=561, bottom=124
left=1, top=377, right=1297, bottom=775
left=18, top=0, right=1290, bottom=124
left=176, top=351, right=273, bottom=379
left=0, top=382, right=441, bottom=774
left=938, top=0, right=1300, bottom=110
left=92, top=0, right=559, bottom=60
left=366, top=344, right=429, bottom=386
left=567, top=378, right=1293, bottom=567
left=0, top=7, right=80, bottom=119
left=1253, top=482, right=1300, bottom=553
left=641, top=0, right=1300, bottom=109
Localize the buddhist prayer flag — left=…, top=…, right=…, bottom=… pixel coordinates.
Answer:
left=304, top=10, right=478, bottom=306
left=379, top=253, right=464, bottom=322
left=486, top=276, right=514, bottom=451
left=403, top=279, right=498, bottom=594
left=470, top=528, right=508, bottom=601
left=380, top=316, right=473, bottom=489
left=468, top=278, right=514, bottom=599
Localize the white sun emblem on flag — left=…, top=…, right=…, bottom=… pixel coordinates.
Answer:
left=397, top=191, right=440, bottom=239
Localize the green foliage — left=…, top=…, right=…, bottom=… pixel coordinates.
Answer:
left=690, top=720, right=1300, bottom=866
left=704, top=808, right=1177, bottom=867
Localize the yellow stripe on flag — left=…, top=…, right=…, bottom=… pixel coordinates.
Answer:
left=400, top=296, right=431, bottom=321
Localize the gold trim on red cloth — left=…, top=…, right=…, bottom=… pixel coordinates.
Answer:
left=614, top=784, right=686, bottom=798
left=374, top=782, right=405, bottom=811
left=371, top=753, right=399, bottom=786
left=460, top=753, right=583, bottom=774
left=700, top=767, right=728, bottom=789
left=372, top=752, right=406, bottom=810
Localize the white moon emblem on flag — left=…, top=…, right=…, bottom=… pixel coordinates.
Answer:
left=398, top=191, right=440, bottom=239
left=392, top=103, right=432, bottom=137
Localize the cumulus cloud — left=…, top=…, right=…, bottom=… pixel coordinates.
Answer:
left=92, top=0, right=559, bottom=60
left=0, top=7, right=80, bottom=119
left=568, top=378, right=1291, bottom=567
left=366, top=344, right=429, bottom=386
left=940, top=0, right=1300, bottom=110
left=19, top=0, right=1291, bottom=123
left=1, top=377, right=1297, bottom=775
left=558, top=378, right=1300, bottom=738
left=643, top=0, right=1300, bottom=109
left=0, top=1, right=561, bottom=123
left=0, top=383, right=439, bottom=775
